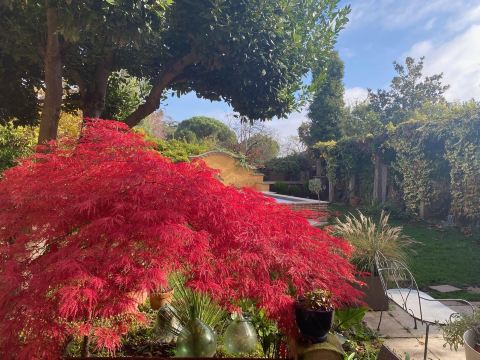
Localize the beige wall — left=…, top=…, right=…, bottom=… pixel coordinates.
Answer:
left=192, top=152, right=269, bottom=191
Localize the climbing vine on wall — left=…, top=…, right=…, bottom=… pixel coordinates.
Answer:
left=307, top=102, right=480, bottom=224
left=388, top=122, right=437, bottom=215
left=314, top=137, right=374, bottom=202
left=443, top=116, right=480, bottom=224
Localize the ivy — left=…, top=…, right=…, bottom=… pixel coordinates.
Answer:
left=388, top=121, right=436, bottom=215
left=306, top=99, right=480, bottom=224
left=443, top=116, right=480, bottom=223
left=314, top=138, right=373, bottom=190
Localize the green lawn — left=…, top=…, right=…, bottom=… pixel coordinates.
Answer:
left=328, top=204, right=480, bottom=301
left=399, top=221, right=480, bottom=301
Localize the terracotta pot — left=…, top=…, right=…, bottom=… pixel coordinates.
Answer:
left=464, top=329, right=480, bottom=360
left=355, top=275, right=389, bottom=311
left=149, top=289, right=174, bottom=310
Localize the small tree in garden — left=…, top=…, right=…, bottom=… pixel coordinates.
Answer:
left=308, top=178, right=324, bottom=201
left=0, top=120, right=360, bottom=359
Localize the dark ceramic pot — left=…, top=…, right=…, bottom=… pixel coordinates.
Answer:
left=295, top=304, right=334, bottom=343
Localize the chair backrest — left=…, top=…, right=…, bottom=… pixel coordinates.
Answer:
left=375, top=251, right=424, bottom=321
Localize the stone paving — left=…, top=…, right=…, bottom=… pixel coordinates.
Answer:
left=364, top=302, right=480, bottom=360
left=428, top=285, right=462, bottom=293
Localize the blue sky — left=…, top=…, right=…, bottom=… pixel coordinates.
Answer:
left=161, top=0, right=480, bottom=144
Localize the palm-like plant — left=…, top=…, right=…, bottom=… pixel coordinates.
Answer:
left=332, top=210, right=414, bottom=274
left=157, top=273, right=227, bottom=336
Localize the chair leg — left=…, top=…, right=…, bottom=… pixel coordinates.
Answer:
left=423, top=323, right=430, bottom=360
left=414, top=317, right=417, bottom=329
left=377, top=310, right=383, bottom=331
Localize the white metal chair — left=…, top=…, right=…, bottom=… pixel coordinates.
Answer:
left=375, top=251, right=475, bottom=360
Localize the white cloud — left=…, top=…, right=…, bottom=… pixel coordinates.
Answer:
left=344, top=87, right=368, bottom=107
left=424, top=17, right=437, bottom=31
left=264, top=107, right=308, bottom=140
left=407, top=25, right=480, bottom=101
left=347, top=0, right=456, bottom=30
left=409, top=40, right=434, bottom=56
left=446, top=4, right=480, bottom=33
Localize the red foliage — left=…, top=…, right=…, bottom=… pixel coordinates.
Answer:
left=0, top=120, right=360, bottom=359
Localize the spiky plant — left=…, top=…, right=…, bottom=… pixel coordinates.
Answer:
left=332, top=210, right=414, bottom=274
left=157, top=274, right=227, bottom=336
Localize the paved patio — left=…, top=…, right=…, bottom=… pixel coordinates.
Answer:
left=364, top=302, right=479, bottom=360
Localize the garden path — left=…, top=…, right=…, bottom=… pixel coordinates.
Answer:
left=364, top=302, right=480, bottom=360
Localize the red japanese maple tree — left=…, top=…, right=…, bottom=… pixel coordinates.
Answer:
left=0, top=120, right=360, bottom=359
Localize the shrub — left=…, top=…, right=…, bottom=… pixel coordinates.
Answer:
left=0, top=121, right=37, bottom=174
left=152, top=138, right=211, bottom=162
left=0, top=120, right=360, bottom=358
left=264, top=153, right=312, bottom=181
left=174, top=117, right=237, bottom=148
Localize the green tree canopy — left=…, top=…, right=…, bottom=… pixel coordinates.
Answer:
left=299, top=52, right=345, bottom=147
left=0, top=52, right=41, bottom=126
left=102, top=70, right=152, bottom=121
left=0, top=0, right=350, bottom=143
left=241, top=133, right=280, bottom=167
left=340, top=102, right=384, bottom=138
left=175, top=117, right=237, bottom=147
left=368, top=56, right=449, bottom=125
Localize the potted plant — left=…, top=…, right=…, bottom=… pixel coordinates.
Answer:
left=332, top=210, right=413, bottom=311
left=443, top=312, right=480, bottom=360
left=295, top=289, right=335, bottom=343
left=150, top=286, right=174, bottom=310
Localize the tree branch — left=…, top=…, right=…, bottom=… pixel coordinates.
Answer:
left=124, top=52, right=198, bottom=128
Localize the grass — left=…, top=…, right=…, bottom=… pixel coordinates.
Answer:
left=399, top=221, right=480, bottom=301
left=328, top=203, right=480, bottom=301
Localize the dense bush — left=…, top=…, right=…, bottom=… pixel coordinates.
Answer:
left=0, top=121, right=37, bottom=173
left=270, top=182, right=315, bottom=199
left=263, top=153, right=312, bottom=181
left=0, top=120, right=360, bottom=358
left=103, top=70, right=152, bottom=122
left=152, top=138, right=211, bottom=162
left=175, top=117, right=237, bottom=148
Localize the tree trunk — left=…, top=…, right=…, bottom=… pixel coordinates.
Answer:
left=348, top=174, right=356, bottom=200
left=372, top=154, right=388, bottom=204
left=124, top=52, right=197, bottom=128
left=328, top=176, right=335, bottom=203
left=315, top=158, right=322, bottom=177
left=38, top=5, right=63, bottom=144
left=81, top=54, right=113, bottom=118
left=380, top=163, right=388, bottom=203
left=373, top=153, right=388, bottom=204
left=80, top=335, right=90, bottom=357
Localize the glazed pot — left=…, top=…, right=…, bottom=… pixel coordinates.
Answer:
left=464, top=329, right=480, bottom=360
left=149, top=289, right=174, bottom=310
left=295, top=304, right=334, bottom=343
